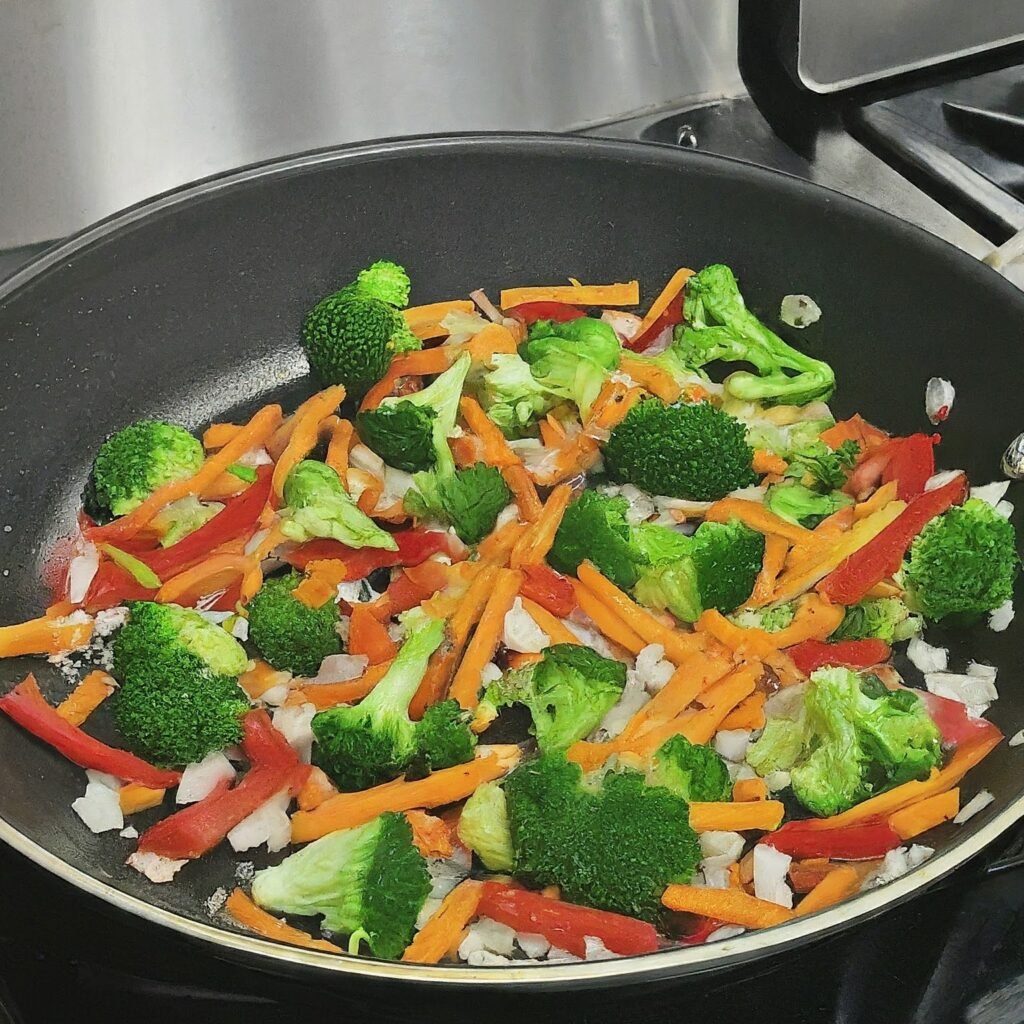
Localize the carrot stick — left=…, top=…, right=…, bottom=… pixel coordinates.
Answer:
left=749, top=534, right=790, bottom=608
left=403, top=300, right=476, bottom=341
left=459, top=397, right=519, bottom=470
left=56, top=670, right=115, bottom=726
left=389, top=348, right=452, bottom=377
left=450, top=566, right=501, bottom=646
left=570, top=580, right=646, bottom=655
left=820, top=414, right=889, bottom=452
left=661, top=885, right=794, bottom=928
left=200, top=473, right=249, bottom=501
left=359, top=369, right=403, bottom=412
left=463, top=323, right=519, bottom=363
left=155, top=553, right=252, bottom=604
left=478, top=521, right=528, bottom=566
left=576, top=562, right=704, bottom=664
left=704, top=499, right=813, bottom=544
left=290, top=560, right=347, bottom=609
left=794, top=865, right=861, bottom=916
left=272, top=385, right=347, bottom=499
left=753, top=449, right=789, bottom=476
left=732, top=777, right=769, bottom=802
left=348, top=604, right=398, bottom=665
left=618, top=354, right=682, bottom=403
left=325, top=419, right=354, bottom=480
left=853, top=480, right=898, bottom=520
left=0, top=615, right=94, bottom=658
left=696, top=595, right=844, bottom=659
left=291, top=661, right=393, bottom=711
left=499, top=281, right=639, bottom=308
left=518, top=597, right=580, bottom=647
left=225, top=888, right=343, bottom=954
left=720, top=691, right=767, bottom=732
left=239, top=660, right=292, bottom=700
left=405, top=810, right=454, bottom=860
left=449, top=569, right=523, bottom=709
left=202, top=422, right=243, bottom=450
left=539, top=416, right=565, bottom=447
left=679, top=662, right=761, bottom=744
left=450, top=433, right=486, bottom=468
left=402, top=880, right=483, bottom=964
left=888, top=788, right=960, bottom=840
left=297, top=766, right=338, bottom=811
left=763, top=649, right=805, bottom=687
left=517, top=484, right=572, bottom=566
left=90, top=404, right=283, bottom=542
left=502, top=464, right=544, bottom=523
left=290, top=748, right=521, bottom=843
left=632, top=268, right=695, bottom=340
left=688, top=800, right=784, bottom=832
left=119, top=783, right=166, bottom=814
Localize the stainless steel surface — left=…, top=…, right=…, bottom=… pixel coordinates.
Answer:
left=0, top=0, right=742, bottom=248
left=796, top=0, right=1024, bottom=93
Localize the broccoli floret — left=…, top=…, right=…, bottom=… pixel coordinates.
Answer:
left=548, top=490, right=646, bottom=590
left=480, top=644, right=627, bottom=753
left=149, top=495, right=224, bottom=548
left=747, top=667, right=942, bottom=817
left=785, top=440, right=859, bottom=491
left=633, top=519, right=765, bottom=622
left=676, top=265, right=835, bottom=406
left=766, top=482, right=853, bottom=528
left=730, top=602, right=797, bottom=632
left=904, top=498, right=1020, bottom=622
left=251, top=811, right=430, bottom=959
left=279, top=460, right=397, bottom=551
left=404, top=462, right=510, bottom=545
left=311, top=617, right=445, bottom=790
left=478, top=353, right=558, bottom=437
left=740, top=414, right=836, bottom=460
left=246, top=571, right=341, bottom=676
left=604, top=399, right=756, bottom=501
left=522, top=317, right=622, bottom=419
left=83, top=420, right=204, bottom=524
left=412, top=699, right=477, bottom=774
left=457, top=780, right=514, bottom=872
left=503, top=753, right=700, bottom=922
left=647, top=734, right=731, bottom=802
left=112, top=601, right=249, bottom=766
left=335, top=260, right=411, bottom=309
left=831, top=597, right=919, bottom=644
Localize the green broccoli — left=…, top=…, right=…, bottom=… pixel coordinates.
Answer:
left=250, top=811, right=430, bottom=959
left=522, top=317, right=622, bottom=419
left=112, top=601, right=249, bottom=766
left=603, top=399, right=756, bottom=501
left=311, top=617, right=445, bottom=790
left=548, top=490, right=647, bottom=590
left=646, top=734, right=731, bottom=802
left=740, top=413, right=836, bottom=460
left=457, top=781, right=514, bottom=871
left=766, top=481, right=853, bottom=528
left=404, top=461, right=510, bottom=545
left=246, top=571, right=341, bottom=676
left=746, top=667, right=942, bottom=816
left=785, top=440, right=859, bottom=491
left=478, top=353, right=558, bottom=437
left=149, top=495, right=224, bottom=548
left=83, top=420, right=204, bottom=524
left=412, top=699, right=477, bottom=775
left=502, top=753, right=701, bottom=922
left=831, top=597, right=919, bottom=644
left=632, top=518, right=765, bottom=622
left=903, top=498, right=1020, bottom=621
left=334, top=259, right=411, bottom=309
left=479, top=644, right=627, bottom=752
left=676, top=265, right=836, bottom=406
left=279, top=460, right=397, bottom=551
left=730, top=602, right=797, bottom=632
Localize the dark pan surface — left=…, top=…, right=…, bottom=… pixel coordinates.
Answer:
left=0, top=134, right=1022, bottom=985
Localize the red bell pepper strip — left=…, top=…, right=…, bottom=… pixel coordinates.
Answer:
left=911, top=687, right=1003, bottom=749
left=82, top=561, right=157, bottom=612
left=283, top=529, right=457, bottom=576
left=788, top=638, right=891, bottom=675
left=138, top=709, right=308, bottom=860
left=818, top=473, right=968, bottom=605
left=504, top=301, right=587, bottom=325
left=761, top=819, right=902, bottom=860
left=477, top=882, right=659, bottom=958
left=626, top=291, right=684, bottom=352
left=0, top=675, right=180, bottom=789
left=520, top=564, right=577, bottom=618
left=881, top=434, right=939, bottom=501
left=679, top=916, right=726, bottom=946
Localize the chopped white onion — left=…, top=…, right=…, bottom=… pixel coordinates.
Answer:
left=231, top=616, right=249, bottom=641
left=584, top=936, right=618, bottom=961
left=633, top=644, right=675, bottom=693
left=953, top=790, right=994, bottom=824
left=989, top=600, right=1015, bottom=633
left=596, top=483, right=657, bottom=525
left=415, top=897, right=444, bottom=931
left=517, top=932, right=551, bottom=959
left=502, top=597, right=550, bottom=654
left=1009, top=730, right=1024, bottom=747
left=601, top=309, right=643, bottom=342
left=244, top=528, right=270, bottom=556
left=494, top=503, right=521, bottom=531
left=871, top=845, right=934, bottom=887
left=925, top=470, right=964, bottom=492
left=925, top=670, right=998, bottom=717
left=971, top=480, right=1011, bottom=507
left=714, top=729, right=752, bottom=763
left=127, top=851, right=188, bottom=883
left=925, top=377, right=955, bottom=425
left=707, top=925, right=746, bottom=943
left=996, top=499, right=1015, bottom=519
left=272, top=703, right=316, bottom=763
left=380, top=466, right=416, bottom=507
left=66, top=541, right=100, bottom=604
left=699, top=831, right=745, bottom=877
left=594, top=672, right=650, bottom=740
left=119, top=825, right=139, bottom=839
left=481, top=661, right=503, bottom=685
left=459, top=917, right=517, bottom=960
left=439, top=308, right=490, bottom=344
left=349, top=444, right=385, bottom=477
left=907, top=637, right=949, bottom=674
left=307, top=653, right=368, bottom=684
left=753, top=844, right=793, bottom=908
left=176, top=752, right=237, bottom=804
left=227, top=789, right=292, bottom=853
left=764, top=770, right=792, bottom=793
left=72, top=780, right=124, bottom=833
left=86, top=768, right=121, bottom=792
left=259, top=684, right=290, bottom=707
left=236, top=446, right=273, bottom=467
left=780, top=294, right=821, bottom=329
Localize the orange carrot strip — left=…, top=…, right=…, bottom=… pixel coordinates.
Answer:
left=0, top=615, right=94, bottom=658
left=571, top=580, right=646, bottom=655
left=518, top=597, right=581, bottom=647
left=459, top=396, right=519, bottom=470
left=619, top=353, right=682, bottom=403
left=696, top=595, right=844, bottom=659
left=732, top=777, right=769, bottom=802
left=517, top=484, right=572, bottom=566
left=200, top=473, right=249, bottom=501
left=632, top=268, right=695, bottom=340
left=225, top=889, right=342, bottom=954
left=297, top=766, right=338, bottom=812
left=679, top=662, right=761, bottom=744
left=749, top=534, right=790, bottom=608
left=119, top=783, right=166, bottom=815
left=325, top=419, right=354, bottom=480
left=450, top=433, right=486, bottom=469
left=403, top=300, right=476, bottom=341
left=389, top=347, right=452, bottom=377
left=239, top=660, right=292, bottom=700
left=405, top=810, right=455, bottom=860
left=348, top=604, right=398, bottom=665
left=291, top=748, right=521, bottom=843
left=720, top=691, right=767, bottom=732
left=576, top=562, right=703, bottom=664
left=502, top=464, right=544, bottom=523
left=507, top=651, right=544, bottom=670
left=92, top=405, right=283, bottom=542
left=56, top=670, right=115, bottom=726
left=539, top=417, right=565, bottom=447
left=202, top=422, right=243, bottom=450
left=794, top=865, right=861, bottom=916
left=753, top=449, right=789, bottom=476
left=853, top=480, right=898, bottom=520
left=402, top=879, right=483, bottom=964
left=704, top=499, right=812, bottom=544
left=820, top=414, right=889, bottom=452
left=291, top=559, right=348, bottom=609
left=449, top=570, right=523, bottom=709
left=155, top=553, right=252, bottom=604
left=689, top=800, right=784, bottom=832
left=661, top=885, right=794, bottom=928
left=463, top=323, right=519, bottom=363
left=763, top=649, right=806, bottom=687
left=499, top=282, right=639, bottom=308
left=272, top=385, right=347, bottom=499
left=889, top=788, right=960, bottom=840
left=291, top=661, right=393, bottom=711
left=478, top=521, right=528, bottom=566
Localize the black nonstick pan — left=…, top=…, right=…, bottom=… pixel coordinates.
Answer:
left=0, top=134, right=1022, bottom=987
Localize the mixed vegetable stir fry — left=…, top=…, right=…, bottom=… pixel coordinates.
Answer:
left=1, top=259, right=1018, bottom=966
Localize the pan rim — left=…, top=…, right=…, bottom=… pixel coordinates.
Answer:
left=2, top=131, right=1023, bottom=985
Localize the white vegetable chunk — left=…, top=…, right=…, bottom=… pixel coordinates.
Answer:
left=176, top=751, right=237, bottom=804
left=753, top=844, right=793, bottom=908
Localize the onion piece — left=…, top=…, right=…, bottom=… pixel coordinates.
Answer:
left=306, top=653, right=369, bottom=684
left=953, top=790, right=994, bottom=824
left=67, top=541, right=100, bottom=604
left=127, top=850, right=188, bottom=884
left=227, top=789, right=292, bottom=853
left=176, top=751, right=237, bottom=805
left=753, top=844, right=793, bottom=908
left=925, top=377, right=955, bottom=425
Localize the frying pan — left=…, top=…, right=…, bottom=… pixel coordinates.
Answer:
left=0, top=134, right=1022, bottom=987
